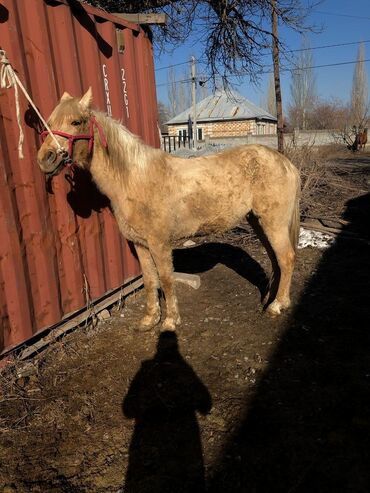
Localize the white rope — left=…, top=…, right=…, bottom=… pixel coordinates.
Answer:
left=0, top=49, right=63, bottom=159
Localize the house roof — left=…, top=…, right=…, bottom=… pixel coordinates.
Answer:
left=166, top=89, right=277, bottom=125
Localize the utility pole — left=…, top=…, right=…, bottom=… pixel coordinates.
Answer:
left=271, top=0, right=284, bottom=153
left=191, top=56, right=198, bottom=149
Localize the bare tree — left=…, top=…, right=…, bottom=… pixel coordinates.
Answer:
left=90, top=0, right=318, bottom=88
left=260, top=74, right=276, bottom=115
left=157, top=100, right=171, bottom=132
left=350, top=42, right=369, bottom=127
left=307, top=98, right=349, bottom=130
left=266, top=73, right=277, bottom=116
left=178, top=69, right=192, bottom=112
left=167, top=66, right=192, bottom=116
left=289, top=36, right=317, bottom=130
left=167, top=66, right=178, bottom=116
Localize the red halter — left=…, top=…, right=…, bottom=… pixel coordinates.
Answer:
left=40, top=115, right=108, bottom=166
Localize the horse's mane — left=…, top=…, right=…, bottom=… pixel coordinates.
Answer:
left=94, top=110, right=165, bottom=179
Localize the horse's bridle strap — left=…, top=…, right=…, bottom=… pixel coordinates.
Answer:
left=40, top=115, right=107, bottom=166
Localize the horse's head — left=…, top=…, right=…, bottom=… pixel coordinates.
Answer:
left=37, top=88, right=94, bottom=177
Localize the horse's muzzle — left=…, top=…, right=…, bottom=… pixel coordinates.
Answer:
left=37, top=147, right=67, bottom=177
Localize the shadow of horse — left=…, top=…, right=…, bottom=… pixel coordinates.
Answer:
left=65, top=167, right=110, bottom=218
left=173, top=242, right=270, bottom=302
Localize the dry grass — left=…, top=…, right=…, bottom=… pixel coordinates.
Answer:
left=0, top=317, right=104, bottom=434
left=285, top=142, right=363, bottom=219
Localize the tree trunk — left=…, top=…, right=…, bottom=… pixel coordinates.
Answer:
left=271, top=0, right=284, bottom=153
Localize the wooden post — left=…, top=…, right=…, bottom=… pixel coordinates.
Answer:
left=191, top=56, right=198, bottom=150
left=271, top=0, right=284, bottom=154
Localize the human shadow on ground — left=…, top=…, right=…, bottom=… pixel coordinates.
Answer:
left=173, top=242, right=269, bottom=300
left=207, top=193, right=370, bottom=492
left=122, top=331, right=212, bottom=493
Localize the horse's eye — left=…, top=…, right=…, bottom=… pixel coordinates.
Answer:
left=71, top=120, right=82, bottom=126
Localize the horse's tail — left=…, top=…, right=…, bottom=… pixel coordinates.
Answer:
left=289, top=174, right=301, bottom=253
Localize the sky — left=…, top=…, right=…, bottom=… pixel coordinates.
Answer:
left=153, top=0, right=370, bottom=111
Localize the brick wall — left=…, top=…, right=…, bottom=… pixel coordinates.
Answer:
left=168, top=119, right=277, bottom=138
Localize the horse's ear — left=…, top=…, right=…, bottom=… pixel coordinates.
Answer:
left=61, top=91, right=73, bottom=101
left=79, top=87, right=93, bottom=109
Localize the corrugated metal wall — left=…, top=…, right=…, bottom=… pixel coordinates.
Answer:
left=0, top=0, right=159, bottom=354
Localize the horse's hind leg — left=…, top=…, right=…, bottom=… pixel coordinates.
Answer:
left=148, top=240, right=180, bottom=331
left=258, top=222, right=296, bottom=316
left=135, top=244, right=161, bottom=329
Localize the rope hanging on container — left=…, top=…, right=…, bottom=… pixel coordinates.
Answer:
left=0, top=49, right=63, bottom=159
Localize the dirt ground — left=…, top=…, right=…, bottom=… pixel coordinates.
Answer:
left=1, top=148, right=370, bottom=493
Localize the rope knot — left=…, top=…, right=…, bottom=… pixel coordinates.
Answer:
left=0, top=50, right=15, bottom=89
left=0, top=49, right=64, bottom=159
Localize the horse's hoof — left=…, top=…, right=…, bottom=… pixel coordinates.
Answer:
left=266, top=300, right=282, bottom=317
left=161, top=316, right=181, bottom=332
left=280, top=298, right=291, bottom=310
left=137, top=314, right=160, bottom=331
left=266, top=298, right=291, bottom=317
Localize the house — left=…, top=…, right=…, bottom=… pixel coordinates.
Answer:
left=165, top=89, right=277, bottom=141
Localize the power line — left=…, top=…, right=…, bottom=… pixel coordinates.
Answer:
left=276, top=58, right=370, bottom=74
left=157, top=77, right=193, bottom=88
left=155, top=60, right=194, bottom=72
left=313, top=10, right=370, bottom=21
left=156, top=58, right=370, bottom=87
left=155, top=39, right=370, bottom=74
left=286, top=39, right=370, bottom=54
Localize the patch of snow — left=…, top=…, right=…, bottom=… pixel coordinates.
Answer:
left=298, top=227, right=335, bottom=250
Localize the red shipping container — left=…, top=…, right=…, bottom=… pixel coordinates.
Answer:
left=0, top=0, right=159, bottom=355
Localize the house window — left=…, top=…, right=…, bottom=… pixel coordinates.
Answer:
left=198, top=128, right=203, bottom=140
left=179, top=129, right=187, bottom=142
left=256, top=122, right=266, bottom=135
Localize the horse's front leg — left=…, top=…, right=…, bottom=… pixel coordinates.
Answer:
left=148, top=240, right=180, bottom=331
left=135, top=244, right=161, bottom=330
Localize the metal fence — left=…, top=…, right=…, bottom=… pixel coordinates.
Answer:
left=0, top=0, right=160, bottom=355
left=162, top=135, right=193, bottom=153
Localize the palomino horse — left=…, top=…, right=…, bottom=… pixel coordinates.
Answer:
left=37, top=88, right=301, bottom=331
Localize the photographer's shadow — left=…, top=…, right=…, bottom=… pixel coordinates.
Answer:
left=122, top=331, right=212, bottom=493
